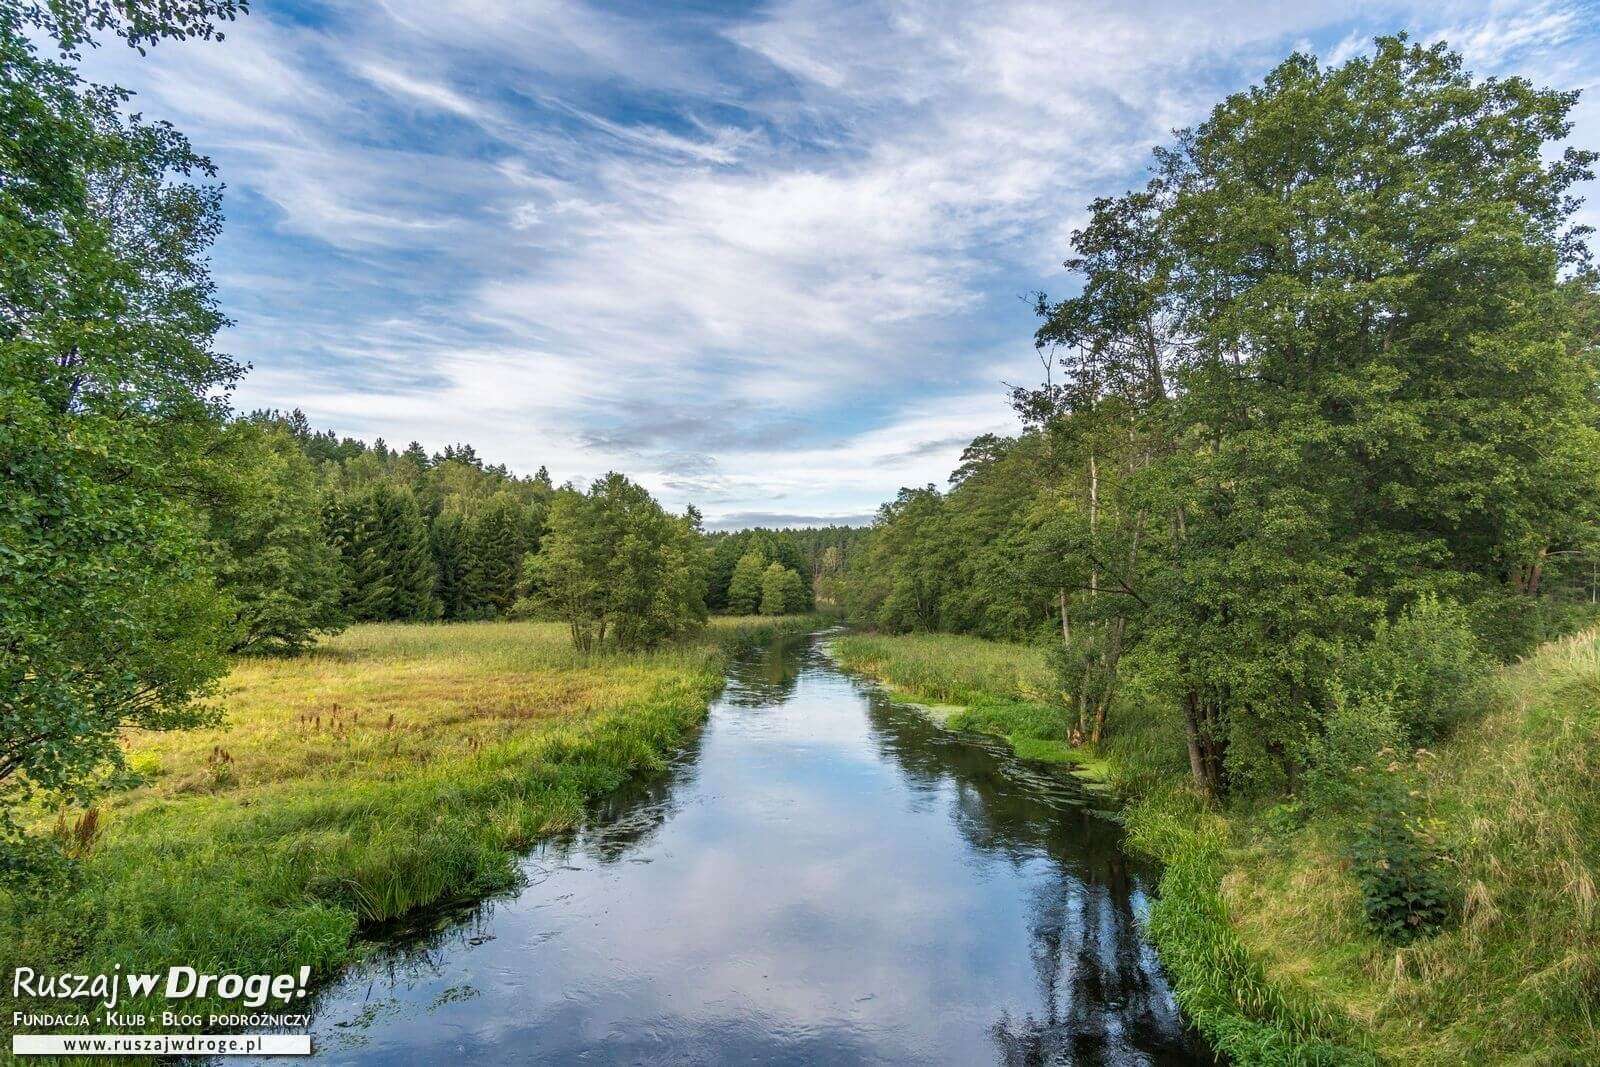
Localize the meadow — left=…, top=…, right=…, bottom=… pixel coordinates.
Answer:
left=3, top=616, right=813, bottom=1032
left=829, top=628, right=1600, bottom=1065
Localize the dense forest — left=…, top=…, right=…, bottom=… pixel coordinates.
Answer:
left=840, top=38, right=1600, bottom=942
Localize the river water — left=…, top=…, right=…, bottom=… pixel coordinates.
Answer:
left=281, top=631, right=1210, bottom=1065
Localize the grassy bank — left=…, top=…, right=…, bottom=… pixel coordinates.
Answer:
left=829, top=629, right=1600, bottom=1065
left=3, top=616, right=813, bottom=1035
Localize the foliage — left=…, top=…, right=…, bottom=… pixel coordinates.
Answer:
left=0, top=1, right=243, bottom=857
left=460, top=492, right=536, bottom=619
left=726, top=551, right=767, bottom=615
left=706, top=527, right=830, bottom=612
left=1338, top=594, right=1490, bottom=745
left=203, top=423, right=347, bottom=654
left=1346, top=762, right=1453, bottom=944
left=845, top=37, right=1600, bottom=803
left=523, top=473, right=706, bottom=651
left=323, top=483, right=440, bottom=622
left=759, top=563, right=806, bottom=615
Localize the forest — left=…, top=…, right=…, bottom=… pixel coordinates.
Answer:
left=843, top=37, right=1600, bottom=795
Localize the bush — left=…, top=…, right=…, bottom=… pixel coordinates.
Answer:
left=1347, top=764, right=1453, bottom=944
left=1303, top=685, right=1404, bottom=813
left=1304, top=681, right=1455, bottom=944
left=1343, top=594, right=1488, bottom=745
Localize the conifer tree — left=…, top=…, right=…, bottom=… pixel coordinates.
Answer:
left=462, top=493, right=528, bottom=617
left=430, top=509, right=471, bottom=620
left=326, top=484, right=440, bottom=621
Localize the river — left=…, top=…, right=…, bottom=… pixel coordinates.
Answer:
left=273, top=630, right=1210, bottom=1065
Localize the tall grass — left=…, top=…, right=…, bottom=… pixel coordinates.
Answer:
left=1224, top=628, right=1600, bottom=1062
left=827, top=632, right=1054, bottom=706
left=2, top=616, right=813, bottom=1039
left=826, top=633, right=1089, bottom=765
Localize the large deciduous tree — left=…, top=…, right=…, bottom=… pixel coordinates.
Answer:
left=726, top=551, right=767, bottom=615
left=0, top=1, right=250, bottom=859
left=848, top=36, right=1600, bottom=801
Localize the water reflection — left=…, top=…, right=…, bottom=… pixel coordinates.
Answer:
left=264, top=633, right=1211, bottom=1065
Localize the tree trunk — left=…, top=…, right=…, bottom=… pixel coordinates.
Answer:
left=1181, top=688, right=1223, bottom=797
left=1182, top=689, right=1208, bottom=792
left=1089, top=614, right=1126, bottom=746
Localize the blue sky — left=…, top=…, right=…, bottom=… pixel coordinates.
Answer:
left=78, top=0, right=1600, bottom=528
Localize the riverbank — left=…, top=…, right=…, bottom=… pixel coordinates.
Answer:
left=828, top=629, right=1600, bottom=1065
left=2, top=616, right=815, bottom=1035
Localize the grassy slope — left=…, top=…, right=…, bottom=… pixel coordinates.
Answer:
left=3, top=616, right=813, bottom=1035
left=828, top=629, right=1600, bottom=1065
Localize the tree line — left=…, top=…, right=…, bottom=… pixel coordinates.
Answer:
left=704, top=526, right=865, bottom=615
left=842, top=38, right=1600, bottom=939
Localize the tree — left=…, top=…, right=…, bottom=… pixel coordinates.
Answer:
left=430, top=508, right=471, bottom=620
left=460, top=492, right=528, bottom=618
left=0, top=1, right=248, bottom=862
left=325, top=484, right=440, bottom=622
left=760, top=563, right=805, bottom=615
left=814, top=545, right=846, bottom=605
left=523, top=474, right=706, bottom=651
left=850, top=487, right=956, bottom=632
left=206, top=424, right=347, bottom=654
left=842, top=37, right=1600, bottom=803
left=1142, top=37, right=1599, bottom=793
left=726, top=551, right=767, bottom=615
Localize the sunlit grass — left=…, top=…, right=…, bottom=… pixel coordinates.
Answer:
left=827, top=631, right=1053, bottom=706
left=1221, top=628, right=1600, bottom=1063
left=124, top=618, right=790, bottom=801
left=2, top=616, right=814, bottom=1039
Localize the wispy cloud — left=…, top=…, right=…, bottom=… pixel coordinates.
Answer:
left=75, top=0, right=1600, bottom=526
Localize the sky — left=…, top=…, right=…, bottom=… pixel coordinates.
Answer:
left=76, top=0, right=1600, bottom=529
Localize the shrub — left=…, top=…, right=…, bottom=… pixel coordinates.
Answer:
left=1347, top=766, right=1453, bottom=944
left=1304, top=682, right=1456, bottom=944
left=1303, top=685, right=1404, bottom=813
left=1343, top=594, right=1488, bottom=745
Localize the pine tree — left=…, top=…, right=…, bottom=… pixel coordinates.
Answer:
left=430, top=509, right=471, bottom=620
left=462, top=493, right=528, bottom=617
left=327, top=484, right=440, bottom=621
left=207, top=424, right=348, bottom=654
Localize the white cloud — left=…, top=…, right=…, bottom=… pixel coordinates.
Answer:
left=76, top=0, right=1600, bottom=523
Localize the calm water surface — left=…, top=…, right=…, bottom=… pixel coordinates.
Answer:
left=278, top=632, right=1210, bottom=1065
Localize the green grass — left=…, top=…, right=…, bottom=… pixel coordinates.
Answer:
left=829, top=626, right=1600, bottom=1065
left=2, top=615, right=814, bottom=1042
left=827, top=632, right=1106, bottom=777
left=826, top=631, right=1054, bottom=706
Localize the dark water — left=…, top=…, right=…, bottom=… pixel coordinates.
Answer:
left=281, top=632, right=1210, bottom=1065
